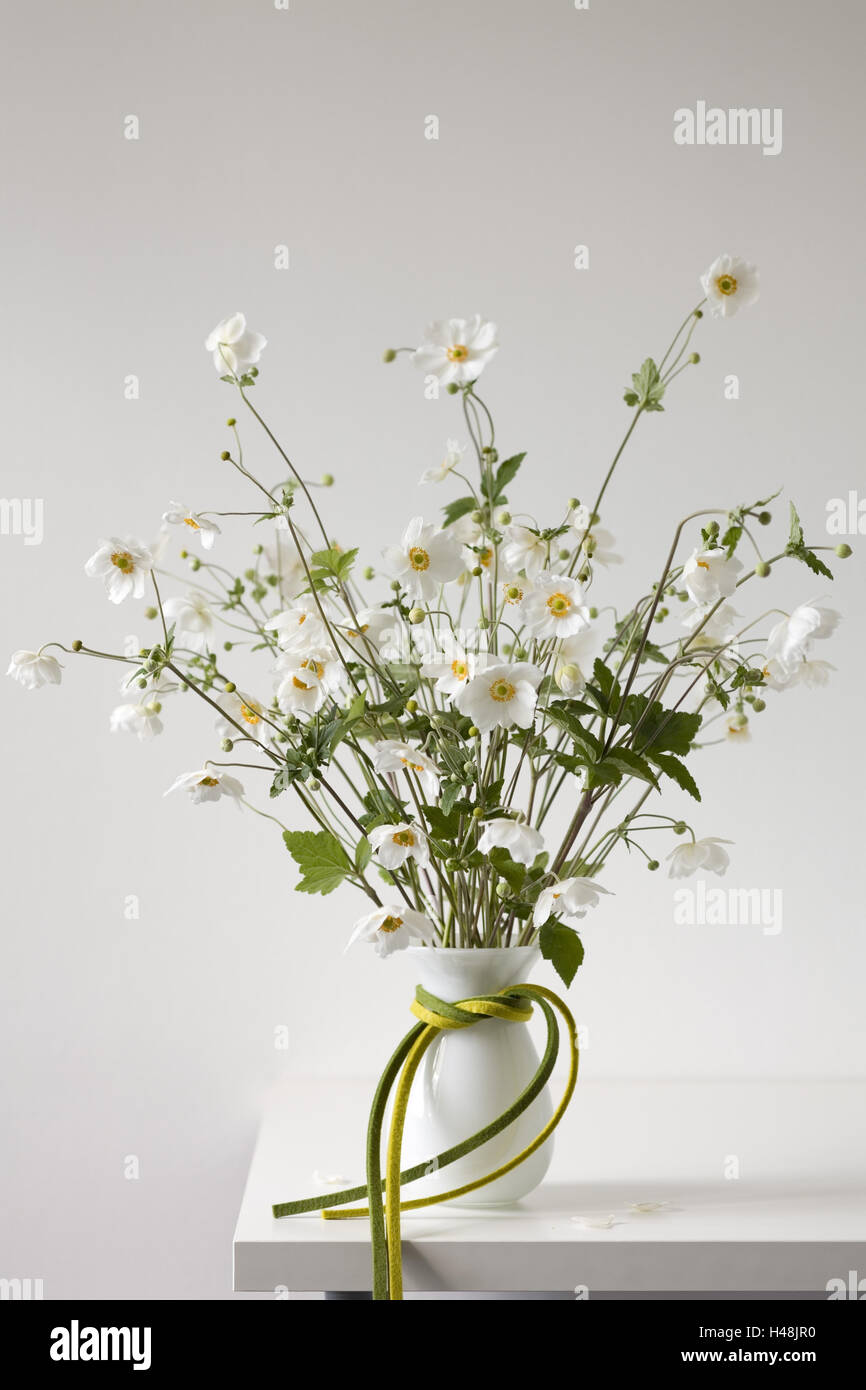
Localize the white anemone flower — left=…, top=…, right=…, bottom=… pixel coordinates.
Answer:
left=681, top=547, right=743, bottom=605
left=411, top=315, right=498, bottom=387
left=700, top=255, right=760, bottom=319
left=455, top=662, right=542, bottom=734
left=520, top=572, right=591, bottom=640
left=7, top=649, right=63, bottom=690
left=383, top=516, right=463, bottom=602
left=450, top=512, right=483, bottom=546
left=162, top=502, right=220, bottom=550
left=340, top=608, right=406, bottom=663
left=725, top=712, right=751, bottom=742
left=164, top=766, right=245, bottom=805
left=85, top=537, right=153, bottom=604
left=553, top=627, right=600, bottom=696
left=500, top=576, right=531, bottom=612
left=265, top=598, right=330, bottom=653
left=478, top=818, right=544, bottom=867
left=765, top=600, right=840, bottom=676
left=163, top=591, right=215, bottom=656
left=420, top=439, right=466, bottom=485
left=368, top=822, right=430, bottom=870
left=205, top=312, right=267, bottom=377
left=421, top=642, right=482, bottom=697
left=372, top=739, right=442, bottom=801
left=573, top=525, right=622, bottom=568
left=501, top=524, right=548, bottom=579
left=273, top=651, right=345, bottom=716
left=345, top=905, right=436, bottom=959
left=214, top=691, right=267, bottom=740
left=463, top=540, right=497, bottom=586
left=533, top=876, right=610, bottom=926
left=681, top=602, right=742, bottom=651
left=110, top=700, right=164, bottom=740
left=667, top=836, right=733, bottom=879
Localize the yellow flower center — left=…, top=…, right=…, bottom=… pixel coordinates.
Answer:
left=696, top=559, right=710, bottom=570
left=546, top=591, right=572, bottom=617
left=199, top=776, right=219, bottom=787
left=183, top=517, right=200, bottom=530
left=392, top=830, right=415, bottom=847
left=447, top=344, right=468, bottom=362
left=479, top=547, right=493, bottom=568
left=292, top=676, right=311, bottom=690
left=503, top=584, right=523, bottom=604
left=400, top=756, right=426, bottom=774
left=409, top=546, right=430, bottom=571
left=716, top=274, right=738, bottom=296
left=490, top=678, right=516, bottom=703
left=347, top=624, right=369, bottom=639
left=451, top=659, right=468, bottom=681
left=301, top=659, right=325, bottom=678
left=111, top=551, right=135, bottom=573
left=378, top=915, right=403, bottom=934
left=240, top=703, right=260, bottom=725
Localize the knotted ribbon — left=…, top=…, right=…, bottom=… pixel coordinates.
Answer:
left=272, top=981, right=579, bottom=1300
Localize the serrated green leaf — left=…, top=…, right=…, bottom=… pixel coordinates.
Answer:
left=282, top=829, right=351, bottom=896
left=488, top=845, right=526, bottom=894
left=603, top=747, right=660, bottom=788
left=539, top=920, right=585, bottom=987
left=647, top=751, right=701, bottom=802
left=354, top=836, right=372, bottom=873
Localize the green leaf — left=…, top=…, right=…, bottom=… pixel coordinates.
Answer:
left=488, top=845, right=526, bottom=894
left=441, top=496, right=477, bottom=528
left=310, top=546, right=358, bottom=584
left=624, top=357, right=665, bottom=412
left=282, top=830, right=351, bottom=896
left=603, top=747, right=660, bottom=788
left=354, top=836, right=372, bottom=873
left=620, top=694, right=702, bottom=756
left=440, top=780, right=468, bottom=816
left=539, top=921, right=585, bottom=988
left=788, top=501, right=804, bottom=548
left=647, top=751, right=701, bottom=802
left=794, top=546, right=834, bottom=580
left=583, top=760, right=623, bottom=791
left=491, top=452, right=525, bottom=502
left=545, top=705, right=602, bottom=760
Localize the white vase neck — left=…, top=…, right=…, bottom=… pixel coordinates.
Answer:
left=405, top=945, right=540, bottom=1000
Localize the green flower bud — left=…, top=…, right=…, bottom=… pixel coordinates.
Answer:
left=144, top=606, right=158, bottom=620
left=755, top=561, right=771, bottom=578
left=445, top=858, right=460, bottom=871
left=647, top=859, right=660, bottom=871
left=567, top=497, right=580, bottom=511
left=363, top=566, right=375, bottom=581
left=224, top=681, right=237, bottom=694
left=471, top=565, right=483, bottom=577
left=220, top=450, right=230, bottom=461
left=588, top=606, right=598, bottom=619
left=463, top=761, right=475, bottom=776
left=405, top=698, right=417, bottom=713
left=321, top=473, right=334, bottom=487
left=390, top=579, right=402, bottom=591
left=752, top=698, right=766, bottom=712
left=673, top=821, right=687, bottom=835
left=190, top=556, right=201, bottom=571
left=558, top=548, right=570, bottom=562
left=149, top=701, right=162, bottom=715
left=249, top=367, right=259, bottom=377
left=835, top=543, right=852, bottom=558
left=578, top=568, right=590, bottom=583
left=758, top=510, right=772, bottom=526
left=179, top=549, right=188, bottom=559
left=244, top=568, right=256, bottom=581
left=382, top=349, right=397, bottom=363
left=138, top=648, right=150, bottom=658
left=495, top=881, right=510, bottom=900
left=694, top=308, right=703, bottom=319
left=496, top=509, right=512, bottom=526
left=470, top=510, right=483, bottom=524
left=137, top=678, right=147, bottom=689
left=472, top=806, right=483, bottom=819
left=446, top=382, right=459, bottom=395
left=468, top=726, right=480, bottom=738
left=689, top=352, right=700, bottom=365
left=71, top=639, right=83, bottom=652
left=253, top=543, right=263, bottom=555
left=226, top=417, right=236, bottom=427
left=220, top=738, right=233, bottom=752
left=482, top=447, right=498, bottom=463
left=223, top=641, right=233, bottom=652
left=408, top=607, right=425, bottom=624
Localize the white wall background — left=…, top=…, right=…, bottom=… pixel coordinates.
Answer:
left=1, top=0, right=863, bottom=1298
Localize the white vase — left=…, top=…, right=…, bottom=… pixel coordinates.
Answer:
left=395, top=945, right=554, bottom=1206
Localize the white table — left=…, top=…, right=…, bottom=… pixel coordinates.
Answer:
left=233, top=1078, right=866, bottom=1297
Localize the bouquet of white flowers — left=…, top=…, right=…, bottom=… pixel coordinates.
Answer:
left=9, top=257, right=848, bottom=988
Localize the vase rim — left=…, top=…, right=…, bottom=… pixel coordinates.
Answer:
left=406, top=943, right=538, bottom=955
